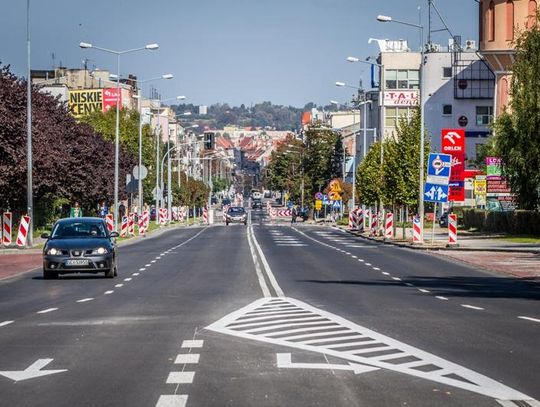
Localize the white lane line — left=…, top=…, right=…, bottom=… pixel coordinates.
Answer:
left=104, top=290, right=114, bottom=295
left=124, top=278, right=132, bottom=282
left=373, top=267, right=380, bottom=270
left=132, top=273, right=140, bottom=276
left=365, top=263, right=372, bottom=266
left=145, top=264, right=151, bottom=267
left=392, top=277, right=402, bottom=281
left=0, top=321, right=14, bottom=327
left=160, top=253, right=167, bottom=256
left=151, top=260, right=156, bottom=263
left=461, top=304, right=484, bottom=311
left=155, top=257, right=161, bottom=260
left=418, top=289, right=431, bottom=293
left=358, top=259, right=364, bottom=262
left=181, top=340, right=204, bottom=348
left=382, top=272, right=390, bottom=276
left=518, top=316, right=540, bottom=323
left=156, top=394, right=188, bottom=407
left=76, top=298, right=94, bottom=303
left=249, top=225, right=285, bottom=297
left=37, top=308, right=58, bottom=314
left=114, top=284, right=124, bottom=288
left=139, top=268, right=146, bottom=271
left=246, top=225, right=271, bottom=298
left=436, top=296, right=449, bottom=301
left=351, top=255, right=358, bottom=259
left=174, top=354, right=200, bottom=364
left=166, top=371, right=195, bottom=384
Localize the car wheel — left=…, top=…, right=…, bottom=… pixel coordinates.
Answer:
left=113, top=264, right=118, bottom=277
left=105, top=267, right=115, bottom=278
left=244, top=221, right=247, bottom=225
left=226, top=222, right=229, bottom=226
left=43, top=269, right=58, bottom=280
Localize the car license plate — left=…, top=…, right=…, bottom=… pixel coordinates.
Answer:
left=66, top=259, right=89, bottom=266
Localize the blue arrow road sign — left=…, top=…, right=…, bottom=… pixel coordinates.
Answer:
left=424, top=183, right=449, bottom=203
left=426, top=153, right=452, bottom=185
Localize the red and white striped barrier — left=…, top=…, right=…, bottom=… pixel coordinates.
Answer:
left=370, top=211, right=378, bottom=237
left=203, top=207, right=208, bottom=224
left=276, top=209, right=292, bottom=217
left=142, top=210, right=150, bottom=230
left=448, top=214, right=458, bottom=246
left=348, top=208, right=363, bottom=230
left=138, top=214, right=146, bottom=236
left=16, top=215, right=31, bottom=247
left=348, top=211, right=355, bottom=229
left=178, top=207, right=185, bottom=223
left=128, top=213, right=135, bottom=235
left=270, top=208, right=277, bottom=220
left=385, top=212, right=394, bottom=239
left=159, top=208, right=168, bottom=225
left=120, top=216, right=128, bottom=237
left=222, top=205, right=230, bottom=222
left=172, top=207, right=179, bottom=222
left=105, top=214, right=114, bottom=233
left=2, top=212, right=12, bottom=246
left=412, top=216, right=423, bottom=244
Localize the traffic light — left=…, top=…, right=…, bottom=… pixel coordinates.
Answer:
left=204, top=131, right=215, bottom=150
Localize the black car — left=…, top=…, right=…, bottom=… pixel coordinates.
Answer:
left=252, top=199, right=263, bottom=209
left=225, top=207, right=247, bottom=225
left=42, top=217, right=119, bottom=279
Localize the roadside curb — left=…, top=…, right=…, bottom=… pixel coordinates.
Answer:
left=337, top=226, right=540, bottom=254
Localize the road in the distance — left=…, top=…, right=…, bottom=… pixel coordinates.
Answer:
left=0, top=212, right=538, bottom=407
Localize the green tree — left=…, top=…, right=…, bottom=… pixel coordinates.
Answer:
left=356, top=141, right=382, bottom=205
left=493, top=18, right=540, bottom=209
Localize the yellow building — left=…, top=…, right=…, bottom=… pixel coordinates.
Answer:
left=479, top=0, right=538, bottom=115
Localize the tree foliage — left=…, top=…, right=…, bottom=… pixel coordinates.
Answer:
left=0, top=64, right=136, bottom=225
left=493, top=19, right=540, bottom=209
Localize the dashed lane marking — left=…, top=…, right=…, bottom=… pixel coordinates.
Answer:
left=0, top=321, right=14, bottom=327
left=418, top=289, right=430, bottom=294
left=174, top=354, right=200, bottom=364
left=461, top=304, right=485, bottom=311
left=132, top=273, right=140, bottom=276
left=436, top=296, right=449, bottom=301
left=207, top=297, right=534, bottom=401
left=181, top=340, right=204, bottom=348
left=114, top=284, right=123, bottom=288
left=166, top=371, right=195, bottom=384
left=139, top=268, right=146, bottom=271
left=155, top=395, right=188, bottom=407
left=104, top=290, right=114, bottom=295
left=76, top=298, right=94, bottom=303
left=145, top=264, right=151, bottom=267
left=151, top=260, right=156, bottom=263
left=392, top=277, right=402, bottom=281
left=124, top=278, right=132, bottom=282
left=37, top=308, right=58, bottom=314
left=518, top=316, right=540, bottom=323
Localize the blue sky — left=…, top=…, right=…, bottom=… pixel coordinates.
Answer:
left=1, top=0, right=479, bottom=107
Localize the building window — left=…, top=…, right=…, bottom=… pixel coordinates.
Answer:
left=479, top=1, right=484, bottom=42
left=442, top=67, right=452, bottom=78
left=443, top=105, right=453, bottom=115
left=385, top=69, right=420, bottom=90
left=476, top=106, right=494, bottom=125
left=488, top=1, right=495, bottom=41
left=528, top=0, right=537, bottom=29
left=506, top=1, right=514, bottom=41
left=385, top=107, right=411, bottom=127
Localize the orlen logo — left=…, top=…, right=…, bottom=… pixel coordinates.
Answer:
left=443, top=131, right=462, bottom=145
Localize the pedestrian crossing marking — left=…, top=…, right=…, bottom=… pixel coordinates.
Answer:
left=206, top=297, right=534, bottom=402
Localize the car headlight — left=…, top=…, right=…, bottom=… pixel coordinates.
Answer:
left=92, top=247, right=108, bottom=255
left=46, top=247, right=63, bottom=255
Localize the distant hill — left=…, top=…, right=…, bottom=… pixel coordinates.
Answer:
left=172, top=101, right=331, bottom=131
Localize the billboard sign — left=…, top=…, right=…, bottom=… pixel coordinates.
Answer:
left=486, top=157, right=503, bottom=179
left=442, top=129, right=466, bottom=202
left=68, top=88, right=121, bottom=118
left=383, top=90, right=419, bottom=106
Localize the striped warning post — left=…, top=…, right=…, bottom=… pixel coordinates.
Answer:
left=16, top=215, right=31, bottom=247
left=355, top=209, right=364, bottom=231
left=159, top=208, right=167, bottom=225
left=2, top=212, right=12, bottom=246
left=385, top=212, right=394, bottom=239
left=142, top=210, right=150, bottom=230
left=222, top=205, right=230, bottom=222
left=178, top=207, right=185, bottom=223
left=138, top=214, right=146, bottom=236
left=105, top=214, right=114, bottom=233
left=203, top=207, right=208, bottom=224
left=370, top=211, right=378, bottom=237
left=128, top=213, right=135, bottom=235
left=120, top=216, right=129, bottom=237
left=348, top=211, right=355, bottom=230
left=412, top=216, right=423, bottom=244
left=172, top=207, right=179, bottom=222
left=448, top=214, right=458, bottom=246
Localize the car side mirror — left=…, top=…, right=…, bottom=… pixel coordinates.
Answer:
left=40, top=232, right=50, bottom=239
left=109, top=231, right=119, bottom=238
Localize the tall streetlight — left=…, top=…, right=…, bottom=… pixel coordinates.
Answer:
left=26, top=0, right=33, bottom=247
left=80, top=41, right=159, bottom=231
left=377, top=14, right=426, bottom=239
left=130, top=73, right=173, bottom=215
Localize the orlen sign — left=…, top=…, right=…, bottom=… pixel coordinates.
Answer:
left=384, top=90, right=419, bottom=106
left=442, top=129, right=466, bottom=202
left=68, top=88, right=122, bottom=118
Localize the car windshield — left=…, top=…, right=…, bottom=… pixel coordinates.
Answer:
left=228, top=207, right=245, bottom=214
left=51, top=221, right=107, bottom=239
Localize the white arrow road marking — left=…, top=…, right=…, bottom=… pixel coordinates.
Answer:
left=277, top=353, right=379, bottom=375
left=207, top=297, right=536, bottom=402
left=0, top=359, right=67, bottom=382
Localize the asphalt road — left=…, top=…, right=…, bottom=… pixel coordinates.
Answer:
left=0, top=209, right=538, bottom=407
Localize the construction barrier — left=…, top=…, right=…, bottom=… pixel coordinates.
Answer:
left=385, top=212, right=394, bottom=239
left=128, top=213, right=135, bottom=235
left=16, top=215, right=31, bottom=247
left=348, top=208, right=363, bottom=231
left=2, top=212, right=12, bottom=246
left=172, top=207, right=179, bottom=222
left=348, top=211, right=355, bottom=230
left=178, top=207, right=185, bottom=223
left=105, top=214, right=114, bottom=233
left=142, top=210, right=150, bottom=230
left=203, top=207, right=208, bottom=224
left=222, top=205, right=230, bottom=222
left=448, top=214, right=458, bottom=246
left=138, top=214, right=146, bottom=236
left=412, top=216, right=423, bottom=244
left=159, top=208, right=168, bottom=225
left=120, top=216, right=128, bottom=237
left=370, top=211, right=378, bottom=237
left=276, top=209, right=292, bottom=217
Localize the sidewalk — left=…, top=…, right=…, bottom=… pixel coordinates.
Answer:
left=343, top=225, right=540, bottom=279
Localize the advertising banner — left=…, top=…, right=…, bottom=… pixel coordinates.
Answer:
left=68, top=88, right=121, bottom=118
left=383, top=90, right=419, bottom=106
left=442, top=129, right=466, bottom=202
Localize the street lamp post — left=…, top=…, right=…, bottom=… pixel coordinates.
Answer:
left=376, top=14, right=425, bottom=239
left=80, top=41, right=159, bottom=231
left=26, top=0, right=33, bottom=247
